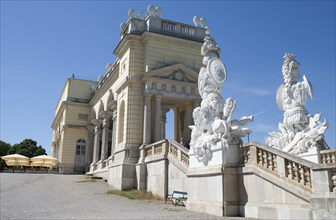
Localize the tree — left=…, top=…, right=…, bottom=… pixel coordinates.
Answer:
left=0, top=140, right=11, bottom=157
left=7, top=139, right=46, bottom=158
left=0, top=140, right=11, bottom=170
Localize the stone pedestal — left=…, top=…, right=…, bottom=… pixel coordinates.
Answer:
left=298, top=147, right=320, bottom=163
left=187, top=142, right=240, bottom=217
left=189, top=142, right=241, bottom=168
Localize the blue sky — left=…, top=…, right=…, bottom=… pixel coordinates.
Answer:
left=1, top=0, right=335, bottom=155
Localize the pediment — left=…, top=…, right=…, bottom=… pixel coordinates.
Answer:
left=142, top=63, right=198, bottom=83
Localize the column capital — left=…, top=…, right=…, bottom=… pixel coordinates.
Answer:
left=87, top=125, right=95, bottom=134
left=91, top=119, right=103, bottom=126
left=99, top=111, right=113, bottom=120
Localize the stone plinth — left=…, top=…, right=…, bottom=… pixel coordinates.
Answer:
left=189, top=142, right=241, bottom=168
left=187, top=142, right=240, bottom=217
left=298, top=147, right=320, bottom=163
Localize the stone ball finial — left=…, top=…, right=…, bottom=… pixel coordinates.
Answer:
left=156, top=6, right=162, bottom=17
left=199, top=17, right=207, bottom=28
left=120, top=23, right=126, bottom=30
left=193, top=16, right=200, bottom=26
left=128, top=9, right=135, bottom=18
left=147, top=5, right=155, bottom=16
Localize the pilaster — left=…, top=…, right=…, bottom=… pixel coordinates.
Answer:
left=143, top=94, right=152, bottom=144
left=154, top=95, right=162, bottom=142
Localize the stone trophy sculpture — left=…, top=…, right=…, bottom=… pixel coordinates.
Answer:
left=189, top=18, right=253, bottom=166
left=265, top=53, right=328, bottom=157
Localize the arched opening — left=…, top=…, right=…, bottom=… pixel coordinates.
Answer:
left=118, top=100, right=125, bottom=144
left=165, top=109, right=174, bottom=140
left=108, top=117, right=113, bottom=156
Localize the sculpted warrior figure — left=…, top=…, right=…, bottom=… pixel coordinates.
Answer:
left=266, top=53, right=328, bottom=155
left=189, top=20, right=253, bottom=165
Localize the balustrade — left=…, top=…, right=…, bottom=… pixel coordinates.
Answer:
left=241, top=144, right=313, bottom=190
left=320, top=149, right=336, bottom=164
left=256, top=147, right=277, bottom=172
left=161, top=20, right=196, bottom=36
left=285, top=159, right=311, bottom=188
left=143, top=140, right=189, bottom=168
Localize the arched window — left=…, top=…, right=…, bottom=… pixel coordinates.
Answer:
left=118, top=101, right=125, bottom=143
left=76, top=139, right=86, bottom=155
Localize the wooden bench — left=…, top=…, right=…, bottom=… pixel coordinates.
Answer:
left=165, top=190, right=188, bottom=206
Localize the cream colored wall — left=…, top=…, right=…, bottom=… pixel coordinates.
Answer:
left=67, top=79, right=97, bottom=100
left=60, top=127, right=88, bottom=164
left=125, top=83, right=144, bottom=144
left=144, top=38, right=202, bottom=72
left=64, top=104, right=90, bottom=126
left=55, top=81, right=69, bottom=114
left=119, top=49, right=130, bottom=78
left=128, top=41, right=144, bottom=76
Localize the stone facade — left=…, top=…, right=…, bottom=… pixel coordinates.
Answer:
left=52, top=6, right=204, bottom=181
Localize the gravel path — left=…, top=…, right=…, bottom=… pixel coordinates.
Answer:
left=0, top=173, right=251, bottom=220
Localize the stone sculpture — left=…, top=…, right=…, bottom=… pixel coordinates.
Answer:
left=190, top=21, right=253, bottom=165
left=265, top=53, right=328, bottom=155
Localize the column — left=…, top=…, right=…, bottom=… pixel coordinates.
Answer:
left=92, top=119, right=102, bottom=163
left=86, top=125, right=95, bottom=165
left=161, top=108, right=169, bottom=140
left=51, top=142, right=56, bottom=158
left=101, top=112, right=112, bottom=161
left=110, top=110, right=117, bottom=156
left=154, top=95, right=162, bottom=142
left=143, top=95, right=152, bottom=144
left=173, top=107, right=179, bottom=141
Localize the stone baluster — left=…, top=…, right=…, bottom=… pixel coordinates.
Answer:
left=286, top=160, right=293, bottom=180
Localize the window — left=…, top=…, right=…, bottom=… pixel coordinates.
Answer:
left=76, top=139, right=86, bottom=155
left=78, top=113, right=88, bottom=120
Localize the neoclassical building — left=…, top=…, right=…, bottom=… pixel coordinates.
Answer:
left=52, top=6, right=336, bottom=219
left=52, top=7, right=204, bottom=180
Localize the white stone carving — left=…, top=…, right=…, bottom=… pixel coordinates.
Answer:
left=128, top=5, right=162, bottom=21
left=265, top=53, right=328, bottom=155
left=190, top=26, right=253, bottom=165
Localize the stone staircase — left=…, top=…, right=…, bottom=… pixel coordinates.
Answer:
left=141, top=140, right=336, bottom=219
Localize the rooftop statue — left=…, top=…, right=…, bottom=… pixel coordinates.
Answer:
left=265, top=53, right=328, bottom=155
left=190, top=18, right=253, bottom=165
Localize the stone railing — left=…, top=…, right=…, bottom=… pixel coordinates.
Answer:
left=167, top=140, right=189, bottom=167
left=241, top=143, right=336, bottom=193
left=320, top=149, right=336, bottom=164
left=144, top=140, right=168, bottom=159
left=161, top=20, right=196, bottom=37
left=143, top=139, right=189, bottom=168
